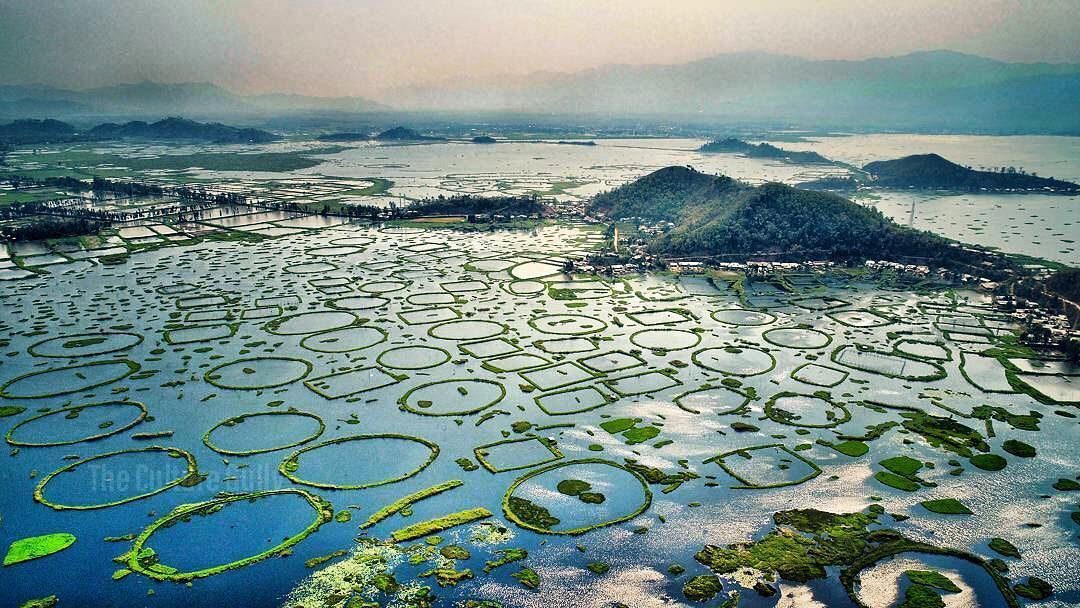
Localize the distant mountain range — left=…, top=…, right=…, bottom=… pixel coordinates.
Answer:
left=0, top=51, right=1077, bottom=133
left=386, top=50, right=1080, bottom=133
left=0, top=81, right=388, bottom=121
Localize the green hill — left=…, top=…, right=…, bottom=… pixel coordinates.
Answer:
left=87, top=117, right=278, bottom=144
left=0, top=119, right=78, bottom=144
left=863, top=154, right=1079, bottom=192
left=375, top=126, right=444, bottom=141
left=588, top=166, right=982, bottom=262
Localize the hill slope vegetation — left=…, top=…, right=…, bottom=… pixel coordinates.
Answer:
left=588, top=166, right=985, bottom=262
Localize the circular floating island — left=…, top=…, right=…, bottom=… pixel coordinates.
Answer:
left=762, top=327, right=832, bottom=349
left=279, top=434, right=440, bottom=490
left=428, top=319, right=507, bottom=340
left=529, top=314, right=607, bottom=336
left=125, top=488, right=333, bottom=582
left=263, top=311, right=358, bottom=335
left=503, top=459, right=652, bottom=535
left=377, top=346, right=451, bottom=370
left=203, top=411, right=325, bottom=456
left=693, top=346, right=776, bottom=376
left=0, top=359, right=141, bottom=399
left=764, top=391, right=851, bottom=428
left=6, top=400, right=148, bottom=447
left=711, top=308, right=777, bottom=326
left=204, top=357, right=312, bottom=390
left=630, top=329, right=702, bottom=351
left=28, top=332, right=143, bottom=358
left=399, top=378, right=506, bottom=416
left=35, top=446, right=199, bottom=510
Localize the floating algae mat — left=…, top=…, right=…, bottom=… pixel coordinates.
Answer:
left=0, top=220, right=1077, bottom=608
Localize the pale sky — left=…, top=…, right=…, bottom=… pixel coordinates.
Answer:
left=0, top=0, right=1077, bottom=97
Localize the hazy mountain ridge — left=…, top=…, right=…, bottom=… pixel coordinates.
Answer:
left=0, top=81, right=388, bottom=120
left=385, top=50, right=1080, bottom=133
left=0, top=117, right=279, bottom=144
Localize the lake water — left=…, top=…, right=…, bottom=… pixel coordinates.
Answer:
left=0, top=220, right=1076, bottom=608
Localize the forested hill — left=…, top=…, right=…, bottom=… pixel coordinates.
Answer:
left=0, top=117, right=279, bottom=145
left=863, top=153, right=1080, bottom=192
left=587, top=166, right=740, bottom=222
left=87, top=117, right=278, bottom=143
left=588, top=166, right=982, bottom=262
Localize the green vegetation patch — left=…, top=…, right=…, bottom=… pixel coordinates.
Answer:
left=360, top=480, right=463, bottom=529
left=683, top=574, right=723, bottom=602
left=390, top=508, right=493, bottom=542
left=920, top=498, right=973, bottom=515
left=831, top=441, right=869, bottom=457
left=988, top=537, right=1020, bottom=558
left=4, top=533, right=77, bottom=566
left=969, top=453, right=1007, bottom=471
left=693, top=507, right=1018, bottom=607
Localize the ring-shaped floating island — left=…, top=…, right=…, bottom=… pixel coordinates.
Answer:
left=28, top=332, right=144, bottom=358
left=674, top=385, right=751, bottom=415
left=204, top=357, right=313, bottom=390
left=692, top=346, right=776, bottom=376
left=306, top=245, right=364, bottom=257
left=0, top=359, right=141, bottom=399
left=502, top=459, right=652, bottom=535
left=6, top=400, right=148, bottom=447
left=630, top=329, right=702, bottom=351
left=762, top=327, right=833, bottom=349
left=711, top=308, right=777, bottom=326
left=399, top=379, right=506, bottom=416
left=376, top=346, right=451, bottom=370
left=299, top=325, right=387, bottom=353
left=279, top=433, right=440, bottom=490
left=125, top=488, right=333, bottom=582
left=528, top=314, right=607, bottom=336
left=359, top=280, right=408, bottom=294
left=325, top=296, right=390, bottom=311
left=203, top=411, right=326, bottom=456
left=263, top=311, right=358, bottom=335
left=34, top=446, right=199, bottom=510
left=764, top=391, right=852, bottom=428
left=428, top=319, right=507, bottom=341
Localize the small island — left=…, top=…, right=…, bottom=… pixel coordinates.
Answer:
left=375, top=126, right=445, bottom=142
left=863, top=153, right=1080, bottom=192
left=699, top=138, right=835, bottom=164
left=471, top=135, right=497, bottom=144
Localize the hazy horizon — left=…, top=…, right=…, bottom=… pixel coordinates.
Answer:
left=2, top=0, right=1079, bottom=98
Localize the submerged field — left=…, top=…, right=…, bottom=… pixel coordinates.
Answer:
left=0, top=217, right=1077, bottom=608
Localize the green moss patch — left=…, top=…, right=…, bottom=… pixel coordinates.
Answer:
left=920, top=498, right=973, bottom=515
left=4, top=533, right=76, bottom=566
